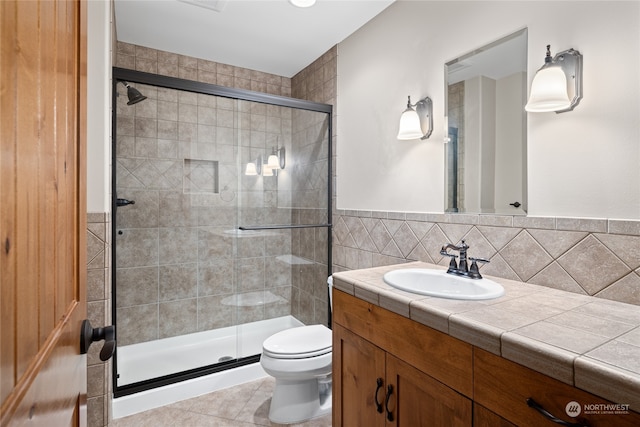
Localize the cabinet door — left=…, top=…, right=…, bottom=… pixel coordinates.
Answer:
left=333, top=324, right=386, bottom=427
left=386, top=354, right=472, bottom=427
left=474, top=404, right=517, bottom=427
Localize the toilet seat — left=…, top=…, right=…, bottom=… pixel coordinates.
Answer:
left=263, top=325, right=332, bottom=359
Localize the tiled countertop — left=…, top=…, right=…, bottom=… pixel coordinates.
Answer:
left=332, top=261, right=640, bottom=411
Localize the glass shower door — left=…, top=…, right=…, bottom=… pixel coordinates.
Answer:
left=114, top=83, right=247, bottom=388
left=112, top=68, right=332, bottom=396
left=233, top=100, right=332, bottom=360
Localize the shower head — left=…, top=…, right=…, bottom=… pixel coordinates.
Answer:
left=121, top=81, right=147, bottom=105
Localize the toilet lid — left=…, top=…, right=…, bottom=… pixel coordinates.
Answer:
left=263, top=325, right=332, bottom=359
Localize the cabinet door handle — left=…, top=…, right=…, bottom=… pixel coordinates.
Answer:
left=385, top=384, right=394, bottom=422
left=526, top=398, right=587, bottom=427
left=374, top=378, right=384, bottom=413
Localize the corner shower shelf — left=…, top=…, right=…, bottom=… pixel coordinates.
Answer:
left=276, top=254, right=315, bottom=265
left=221, top=291, right=286, bottom=307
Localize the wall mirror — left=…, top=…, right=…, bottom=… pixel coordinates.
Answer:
left=445, top=28, right=527, bottom=215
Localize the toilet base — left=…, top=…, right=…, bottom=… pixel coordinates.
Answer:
left=268, top=375, right=332, bottom=424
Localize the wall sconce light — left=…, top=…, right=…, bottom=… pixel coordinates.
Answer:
left=245, top=154, right=262, bottom=176
left=289, top=0, right=316, bottom=7
left=397, top=96, right=433, bottom=140
left=525, top=45, right=583, bottom=113
left=244, top=149, right=286, bottom=176
left=266, top=147, right=286, bottom=170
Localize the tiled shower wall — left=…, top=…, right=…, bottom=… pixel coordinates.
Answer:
left=289, top=109, right=331, bottom=326
left=114, top=41, right=332, bottom=345
left=114, top=86, right=295, bottom=345
left=291, top=47, right=337, bottom=325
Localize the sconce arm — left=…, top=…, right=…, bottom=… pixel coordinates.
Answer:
left=414, top=97, right=433, bottom=139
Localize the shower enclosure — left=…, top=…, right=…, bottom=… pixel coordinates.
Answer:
left=111, top=68, right=332, bottom=397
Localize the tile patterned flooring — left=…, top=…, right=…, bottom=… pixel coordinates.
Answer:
left=108, top=377, right=332, bottom=427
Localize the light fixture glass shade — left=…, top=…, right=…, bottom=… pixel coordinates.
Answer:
left=245, top=162, right=257, bottom=176
left=289, top=0, right=316, bottom=7
left=525, top=66, right=571, bottom=112
left=262, top=166, right=274, bottom=176
left=267, top=154, right=280, bottom=169
left=397, top=108, right=424, bottom=140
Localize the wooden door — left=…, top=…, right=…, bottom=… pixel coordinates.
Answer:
left=1, top=0, right=87, bottom=426
left=386, top=354, right=472, bottom=427
left=332, top=324, right=386, bottom=427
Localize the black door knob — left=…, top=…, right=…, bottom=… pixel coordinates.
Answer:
left=80, top=319, right=116, bottom=361
left=509, top=201, right=521, bottom=208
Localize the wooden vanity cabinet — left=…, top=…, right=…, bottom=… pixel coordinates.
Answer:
left=333, top=288, right=640, bottom=427
left=474, top=348, right=640, bottom=427
left=333, top=290, right=473, bottom=426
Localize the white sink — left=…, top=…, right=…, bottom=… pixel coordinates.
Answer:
left=383, top=268, right=504, bottom=300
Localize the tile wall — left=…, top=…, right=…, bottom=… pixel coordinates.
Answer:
left=86, top=213, right=112, bottom=426
left=290, top=47, right=337, bottom=324
left=332, top=213, right=640, bottom=306
left=115, top=42, right=291, bottom=97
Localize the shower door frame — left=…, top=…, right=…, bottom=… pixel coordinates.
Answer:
left=111, top=67, right=333, bottom=398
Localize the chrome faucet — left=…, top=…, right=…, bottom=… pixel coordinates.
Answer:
left=440, top=240, right=489, bottom=279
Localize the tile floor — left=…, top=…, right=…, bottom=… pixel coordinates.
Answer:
left=108, top=377, right=332, bottom=427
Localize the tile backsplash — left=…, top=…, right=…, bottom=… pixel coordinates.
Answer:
left=332, top=212, right=640, bottom=306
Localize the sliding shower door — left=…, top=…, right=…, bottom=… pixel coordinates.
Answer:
left=112, top=68, right=331, bottom=396
left=234, top=100, right=332, bottom=360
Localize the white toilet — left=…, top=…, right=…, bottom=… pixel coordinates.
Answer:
left=260, top=277, right=334, bottom=424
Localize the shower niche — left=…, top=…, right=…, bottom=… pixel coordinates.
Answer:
left=112, top=68, right=332, bottom=396
left=183, top=159, right=219, bottom=195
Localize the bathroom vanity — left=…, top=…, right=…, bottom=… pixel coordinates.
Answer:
left=332, top=262, right=640, bottom=427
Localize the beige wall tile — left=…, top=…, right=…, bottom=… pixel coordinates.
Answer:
left=558, top=235, right=630, bottom=294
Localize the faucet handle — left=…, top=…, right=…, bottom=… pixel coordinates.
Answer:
left=441, top=251, right=458, bottom=273
left=468, top=257, right=490, bottom=279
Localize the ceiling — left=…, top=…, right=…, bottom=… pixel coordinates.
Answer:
left=114, top=0, right=395, bottom=78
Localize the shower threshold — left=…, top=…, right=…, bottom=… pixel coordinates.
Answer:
left=117, top=315, right=303, bottom=386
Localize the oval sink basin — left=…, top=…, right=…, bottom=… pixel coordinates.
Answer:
left=383, top=268, right=504, bottom=300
